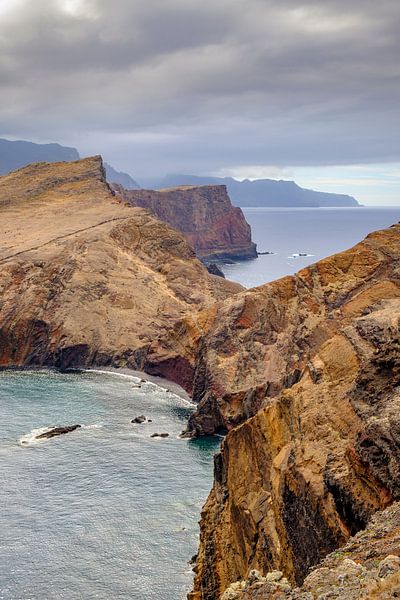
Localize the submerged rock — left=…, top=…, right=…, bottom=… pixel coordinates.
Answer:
left=131, top=415, right=146, bottom=424
left=36, top=425, right=81, bottom=440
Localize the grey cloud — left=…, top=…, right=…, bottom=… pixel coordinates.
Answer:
left=0, top=0, right=399, bottom=176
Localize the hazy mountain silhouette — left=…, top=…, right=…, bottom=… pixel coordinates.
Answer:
left=104, top=163, right=139, bottom=189
left=146, top=174, right=359, bottom=207
left=0, top=138, right=79, bottom=175
left=0, top=138, right=139, bottom=189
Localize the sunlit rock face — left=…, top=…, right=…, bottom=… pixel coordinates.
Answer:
left=143, top=219, right=400, bottom=599
left=114, top=184, right=257, bottom=261
left=217, top=502, right=400, bottom=600
left=0, top=156, right=242, bottom=373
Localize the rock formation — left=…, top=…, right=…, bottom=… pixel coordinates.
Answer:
left=220, top=501, right=400, bottom=599
left=114, top=184, right=257, bottom=261
left=36, top=425, right=82, bottom=439
left=0, top=156, right=242, bottom=373
left=142, top=222, right=400, bottom=598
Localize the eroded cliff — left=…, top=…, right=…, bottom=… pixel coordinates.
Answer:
left=0, top=157, right=242, bottom=373
left=222, top=501, right=400, bottom=599
left=143, top=223, right=400, bottom=598
left=114, top=184, right=257, bottom=261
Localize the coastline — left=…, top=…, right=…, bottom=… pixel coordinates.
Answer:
left=0, top=364, right=192, bottom=403
left=83, top=366, right=192, bottom=403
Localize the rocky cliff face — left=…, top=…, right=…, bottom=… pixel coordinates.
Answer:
left=143, top=222, right=400, bottom=598
left=114, top=184, right=257, bottom=261
left=221, top=501, right=400, bottom=599
left=0, top=157, right=242, bottom=372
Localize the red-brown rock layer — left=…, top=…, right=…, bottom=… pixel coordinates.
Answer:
left=114, top=184, right=257, bottom=261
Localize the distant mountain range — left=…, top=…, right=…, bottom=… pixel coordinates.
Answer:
left=0, top=138, right=139, bottom=189
left=0, top=138, right=359, bottom=206
left=103, top=163, right=139, bottom=189
left=0, top=138, right=79, bottom=174
left=146, top=174, right=360, bottom=207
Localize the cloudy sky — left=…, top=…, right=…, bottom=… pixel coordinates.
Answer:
left=0, top=0, right=399, bottom=203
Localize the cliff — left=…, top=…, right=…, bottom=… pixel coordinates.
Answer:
left=143, top=174, right=360, bottom=208
left=0, top=156, right=242, bottom=372
left=221, top=501, right=400, bottom=599
left=114, top=185, right=257, bottom=261
left=143, top=221, right=400, bottom=598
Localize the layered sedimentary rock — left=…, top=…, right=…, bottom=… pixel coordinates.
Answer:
left=114, top=184, right=257, bottom=261
left=222, top=501, right=400, bottom=599
left=143, top=223, right=400, bottom=598
left=0, top=157, right=242, bottom=371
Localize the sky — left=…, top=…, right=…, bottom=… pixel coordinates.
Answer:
left=0, top=0, right=399, bottom=204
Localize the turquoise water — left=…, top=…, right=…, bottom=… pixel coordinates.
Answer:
left=0, top=370, right=219, bottom=600
left=222, top=207, right=400, bottom=287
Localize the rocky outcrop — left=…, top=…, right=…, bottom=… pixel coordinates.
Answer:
left=142, top=222, right=400, bottom=598
left=36, top=425, right=81, bottom=439
left=0, top=156, right=242, bottom=374
left=219, top=501, right=400, bottom=599
left=114, top=184, right=257, bottom=261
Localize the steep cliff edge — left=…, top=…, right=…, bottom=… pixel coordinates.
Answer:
left=0, top=157, right=242, bottom=372
left=142, top=222, right=400, bottom=598
left=114, top=184, right=257, bottom=261
left=222, top=501, right=400, bottom=599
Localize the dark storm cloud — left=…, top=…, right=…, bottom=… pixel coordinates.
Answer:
left=0, top=0, right=399, bottom=176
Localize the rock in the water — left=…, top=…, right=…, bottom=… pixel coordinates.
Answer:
left=36, top=425, right=81, bottom=440
left=150, top=432, right=169, bottom=438
left=206, top=262, right=225, bottom=278
left=131, top=415, right=146, bottom=424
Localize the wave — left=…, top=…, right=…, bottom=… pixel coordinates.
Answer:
left=288, top=253, right=315, bottom=259
left=81, top=369, right=142, bottom=383
left=19, top=426, right=54, bottom=446
left=82, top=369, right=195, bottom=406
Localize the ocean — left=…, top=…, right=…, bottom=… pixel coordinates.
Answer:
left=221, top=207, right=400, bottom=287
left=0, top=369, right=219, bottom=600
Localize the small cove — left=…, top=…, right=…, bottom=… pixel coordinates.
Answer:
left=0, top=369, right=219, bottom=600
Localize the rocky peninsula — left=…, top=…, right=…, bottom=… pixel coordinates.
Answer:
left=114, top=184, right=257, bottom=261
left=0, top=156, right=242, bottom=372
left=0, top=156, right=399, bottom=600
